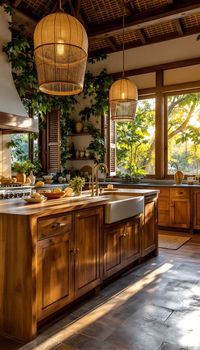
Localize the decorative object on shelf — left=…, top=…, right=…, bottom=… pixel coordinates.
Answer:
left=27, top=170, right=36, bottom=185
left=75, top=121, right=84, bottom=133
left=85, top=149, right=90, bottom=159
left=174, top=170, right=184, bottom=184
left=109, top=2, right=138, bottom=122
left=69, top=176, right=85, bottom=196
left=33, top=0, right=88, bottom=96
left=79, top=149, right=85, bottom=159
left=75, top=150, right=80, bottom=159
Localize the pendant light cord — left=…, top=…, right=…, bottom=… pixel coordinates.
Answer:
left=59, top=0, right=64, bottom=12
left=122, top=1, right=125, bottom=77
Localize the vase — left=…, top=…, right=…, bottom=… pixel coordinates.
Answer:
left=174, top=170, right=184, bottom=184
left=75, top=121, right=83, bottom=133
left=28, top=170, right=36, bottom=185
left=74, top=188, right=82, bottom=196
left=16, top=173, right=26, bottom=184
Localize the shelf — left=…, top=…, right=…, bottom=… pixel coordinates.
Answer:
left=69, top=133, right=91, bottom=136
left=68, top=158, right=94, bottom=161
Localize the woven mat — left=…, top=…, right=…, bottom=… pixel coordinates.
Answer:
left=159, top=234, right=191, bottom=250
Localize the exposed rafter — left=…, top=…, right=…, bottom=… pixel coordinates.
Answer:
left=88, top=1, right=200, bottom=39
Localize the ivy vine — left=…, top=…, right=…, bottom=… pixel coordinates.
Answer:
left=2, top=4, right=114, bottom=168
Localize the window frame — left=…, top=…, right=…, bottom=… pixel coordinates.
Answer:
left=109, top=70, right=200, bottom=179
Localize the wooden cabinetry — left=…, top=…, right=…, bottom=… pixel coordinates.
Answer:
left=157, top=187, right=190, bottom=229
left=37, top=208, right=103, bottom=320
left=103, top=216, right=141, bottom=280
left=157, top=188, right=170, bottom=226
left=141, top=194, right=158, bottom=257
left=74, top=207, right=103, bottom=298
left=170, top=189, right=190, bottom=228
left=193, top=189, right=200, bottom=229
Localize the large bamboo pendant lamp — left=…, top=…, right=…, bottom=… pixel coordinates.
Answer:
left=109, top=3, right=138, bottom=122
left=33, top=0, right=88, bottom=96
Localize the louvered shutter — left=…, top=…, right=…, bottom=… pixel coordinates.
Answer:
left=46, top=109, right=61, bottom=173
left=106, top=113, right=116, bottom=176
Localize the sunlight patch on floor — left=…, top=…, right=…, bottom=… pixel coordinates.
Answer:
left=24, top=263, right=173, bottom=349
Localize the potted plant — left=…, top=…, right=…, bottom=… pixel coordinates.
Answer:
left=12, top=160, right=35, bottom=184
left=69, top=176, right=85, bottom=196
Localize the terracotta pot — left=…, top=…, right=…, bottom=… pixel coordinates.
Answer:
left=16, top=173, right=26, bottom=184
left=174, top=170, right=184, bottom=184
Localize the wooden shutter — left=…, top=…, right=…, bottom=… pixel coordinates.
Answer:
left=46, top=109, right=61, bottom=173
left=106, top=113, right=116, bottom=176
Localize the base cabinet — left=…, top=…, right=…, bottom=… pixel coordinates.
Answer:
left=193, top=189, right=200, bottom=229
left=141, top=196, right=158, bottom=257
left=74, top=208, right=103, bottom=298
left=103, top=216, right=141, bottom=280
left=37, top=207, right=103, bottom=320
left=37, top=232, right=74, bottom=320
left=157, top=188, right=190, bottom=229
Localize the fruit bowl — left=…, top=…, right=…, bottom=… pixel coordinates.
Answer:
left=39, top=191, right=65, bottom=199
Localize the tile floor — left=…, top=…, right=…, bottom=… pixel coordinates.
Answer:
left=1, top=232, right=200, bottom=350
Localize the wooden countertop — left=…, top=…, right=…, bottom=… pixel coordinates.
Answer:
left=0, top=189, right=158, bottom=217
left=0, top=194, right=109, bottom=217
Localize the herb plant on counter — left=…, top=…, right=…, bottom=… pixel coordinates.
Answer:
left=69, top=176, right=85, bottom=196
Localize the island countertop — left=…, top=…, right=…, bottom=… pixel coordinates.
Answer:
left=0, top=189, right=159, bottom=217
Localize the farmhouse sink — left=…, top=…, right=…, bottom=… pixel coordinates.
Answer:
left=104, top=194, right=144, bottom=224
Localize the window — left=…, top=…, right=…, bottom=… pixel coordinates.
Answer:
left=167, top=93, right=200, bottom=175
left=116, top=98, right=155, bottom=177
left=10, top=98, right=39, bottom=164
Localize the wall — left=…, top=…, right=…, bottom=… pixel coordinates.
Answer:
left=0, top=132, right=11, bottom=178
left=87, top=34, right=200, bottom=89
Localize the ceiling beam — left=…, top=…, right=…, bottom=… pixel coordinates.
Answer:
left=89, top=26, right=200, bottom=55
left=174, top=18, right=184, bottom=36
left=88, top=1, right=200, bottom=39
left=111, top=57, right=200, bottom=79
left=136, top=29, right=147, bottom=44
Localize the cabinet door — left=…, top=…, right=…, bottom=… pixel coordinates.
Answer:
left=122, top=217, right=141, bottom=266
left=157, top=188, right=170, bottom=226
left=74, top=207, right=103, bottom=298
left=37, top=232, right=74, bottom=320
left=193, top=190, right=200, bottom=229
left=103, top=225, right=123, bottom=279
left=170, top=199, right=190, bottom=228
left=142, top=199, right=158, bottom=257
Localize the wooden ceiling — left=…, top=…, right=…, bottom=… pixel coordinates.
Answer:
left=10, top=0, right=200, bottom=55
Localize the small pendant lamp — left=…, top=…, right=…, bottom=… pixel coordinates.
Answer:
left=33, top=0, right=88, bottom=96
left=109, top=4, right=138, bottom=122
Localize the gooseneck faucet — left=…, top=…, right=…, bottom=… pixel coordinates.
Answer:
left=91, top=163, right=109, bottom=196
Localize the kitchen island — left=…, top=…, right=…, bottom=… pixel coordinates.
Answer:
left=0, top=189, right=158, bottom=341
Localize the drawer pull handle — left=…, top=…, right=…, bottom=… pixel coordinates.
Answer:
left=52, top=222, right=65, bottom=228
left=178, top=192, right=183, bottom=195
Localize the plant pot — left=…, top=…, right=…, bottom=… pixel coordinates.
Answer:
left=16, top=173, right=26, bottom=184
left=74, top=188, right=82, bottom=196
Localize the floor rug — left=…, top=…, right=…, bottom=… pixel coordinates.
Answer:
left=159, top=234, right=191, bottom=250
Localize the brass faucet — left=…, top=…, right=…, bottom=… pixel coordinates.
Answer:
left=91, top=163, right=109, bottom=196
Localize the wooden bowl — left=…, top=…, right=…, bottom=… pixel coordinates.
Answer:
left=40, top=191, right=65, bottom=199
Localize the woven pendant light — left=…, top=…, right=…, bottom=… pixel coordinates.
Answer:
left=33, top=0, right=88, bottom=96
left=109, top=3, right=137, bottom=122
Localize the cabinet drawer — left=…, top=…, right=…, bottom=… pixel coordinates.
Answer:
left=38, top=214, right=72, bottom=240
left=158, top=188, right=170, bottom=198
left=170, top=188, right=189, bottom=198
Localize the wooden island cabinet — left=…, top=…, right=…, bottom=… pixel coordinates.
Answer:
left=103, top=215, right=141, bottom=280
left=0, top=190, right=158, bottom=342
left=193, top=189, right=200, bottom=229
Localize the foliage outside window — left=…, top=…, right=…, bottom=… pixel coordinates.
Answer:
left=167, top=93, right=200, bottom=175
left=116, top=98, right=155, bottom=178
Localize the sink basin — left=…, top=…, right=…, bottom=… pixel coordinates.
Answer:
left=104, top=195, right=144, bottom=224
